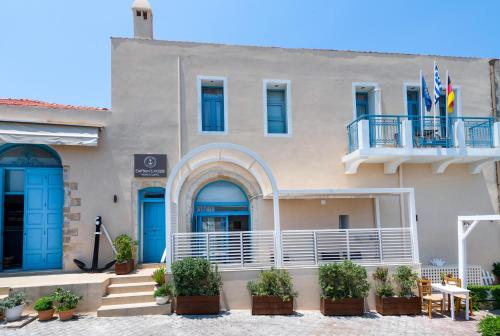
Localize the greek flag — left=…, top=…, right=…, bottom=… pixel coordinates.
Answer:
left=434, top=64, right=442, bottom=104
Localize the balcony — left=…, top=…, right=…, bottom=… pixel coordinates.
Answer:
left=343, top=114, right=500, bottom=174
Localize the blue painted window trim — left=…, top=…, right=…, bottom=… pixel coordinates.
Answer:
left=266, top=89, right=287, bottom=134
left=0, top=144, right=62, bottom=168
left=201, top=86, right=225, bottom=132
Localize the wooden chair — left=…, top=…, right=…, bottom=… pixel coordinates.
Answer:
left=417, top=279, right=444, bottom=318
left=444, top=276, right=473, bottom=316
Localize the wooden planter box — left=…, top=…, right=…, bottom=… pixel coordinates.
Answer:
left=115, top=259, right=134, bottom=275
left=375, top=295, right=421, bottom=315
left=175, top=296, right=219, bottom=315
left=252, top=296, right=294, bottom=315
left=320, top=297, right=364, bottom=316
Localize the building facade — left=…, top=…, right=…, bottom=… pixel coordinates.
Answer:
left=0, top=0, right=499, bottom=309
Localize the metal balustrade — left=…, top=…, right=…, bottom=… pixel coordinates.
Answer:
left=172, top=228, right=413, bottom=270
left=172, top=231, right=275, bottom=270
left=281, top=228, right=413, bottom=267
left=346, top=114, right=495, bottom=152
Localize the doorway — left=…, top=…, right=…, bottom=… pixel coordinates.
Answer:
left=139, top=188, right=166, bottom=263
left=0, top=145, right=64, bottom=271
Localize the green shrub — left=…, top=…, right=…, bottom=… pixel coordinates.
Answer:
left=319, top=260, right=370, bottom=300
left=154, top=282, right=173, bottom=299
left=152, top=267, right=166, bottom=285
left=393, top=266, right=418, bottom=297
left=34, top=296, right=53, bottom=312
left=477, top=315, right=500, bottom=336
left=113, top=234, right=137, bottom=263
left=171, top=258, right=222, bottom=296
left=247, top=268, right=297, bottom=302
left=52, top=288, right=82, bottom=312
left=373, top=267, right=395, bottom=298
left=0, top=292, right=26, bottom=309
left=492, top=286, right=500, bottom=309
left=492, top=262, right=500, bottom=277
left=468, top=285, right=491, bottom=310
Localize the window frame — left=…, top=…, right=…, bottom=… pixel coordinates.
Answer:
left=197, top=75, right=228, bottom=135
left=263, top=79, right=292, bottom=137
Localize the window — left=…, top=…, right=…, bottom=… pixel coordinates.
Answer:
left=142, top=11, right=148, bottom=20
left=352, top=83, right=380, bottom=119
left=263, top=80, right=291, bottom=136
left=406, top=89, right=420, bottom=117
left=355, top=92, right=369, bottom=117
left=197, top=76, right=228, bottom=134
left=339, top=215, right=349, bottom=230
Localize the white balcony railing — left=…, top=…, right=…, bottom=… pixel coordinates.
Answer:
left=172, top=231, right=275, bottom=270
left=172, top=228, right=414, bottom=270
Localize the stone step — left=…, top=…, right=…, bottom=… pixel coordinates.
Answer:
left=101, top=291, right=155, bottom=305
left=110, top=274, right=153, bottom=285
left=97, top=302, right=172, bottom=317
left=0, top=287, right=10, bottom=296
left=107, top=281, right=156, bottom=295
left=138, top=263, right=163, bottom=269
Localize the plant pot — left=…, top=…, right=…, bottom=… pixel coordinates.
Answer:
left=115, top=259, right=134, bottom=275
left=251, top=296, right=294, bottom=315
left=320, top=297, right=364, bottom=316
left=37, top=308, right=55, bottom=321
left=375, top=296, right=421, bottom=315
left=155, top=296, right=169, bottom=305
left=58, top=309, right=76, bottom=321
left=5, top=304, right=24, bottom=322
left=175, top=296, right=219, bottom=315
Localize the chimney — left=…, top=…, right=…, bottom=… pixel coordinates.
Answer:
left=132, top=0, right=153, bottom=39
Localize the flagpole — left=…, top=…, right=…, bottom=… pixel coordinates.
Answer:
left=433, top=60, right=437, bottom=138
left=419, top=70, right=424, bottom=143
left=445, top=70, right=449, bottom=141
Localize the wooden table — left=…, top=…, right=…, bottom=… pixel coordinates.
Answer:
left=431, top=283, right=470, bottom=320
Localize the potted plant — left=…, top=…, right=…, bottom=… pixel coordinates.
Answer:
left=34, top=296, right=55, bottom=321
left=319, top=260, right=370, bottom=316
left=154, top=282, right=173, bottom=305
left=492, top=263, right=500, bottom=284
left=152, top=266, right=166, bottom=289
left=52, top=287, right=83, bottom=321
left=373, top=266, right=421, bottom=315
left=0, top=291, right=26, bottom=322
left=171, top=258, right=222, bottom=314
left=113, top=234, right=137, bottom=275
left=247, top=268, right=297, bottom=315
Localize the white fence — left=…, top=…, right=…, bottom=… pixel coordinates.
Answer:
left=282, top=228, right=413, bottom=267
left=172, top=228, right=414, bottom=270
left=421, top=265, right=483, bottom=285
left=172, top=231, right=275, bottom=270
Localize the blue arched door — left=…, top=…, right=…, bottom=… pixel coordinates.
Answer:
left=139, top=188, right=166, bottom=263
left=0, top=144, right=63, bottom=270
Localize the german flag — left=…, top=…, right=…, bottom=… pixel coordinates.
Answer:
left=447, top=75, right=455, bottom=113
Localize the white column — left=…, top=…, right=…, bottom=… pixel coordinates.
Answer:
left=401, top=120, right=414, bottom=149
left=494, top=122, right=500, bottom=148
left=273, top=190, right=282, bottom=268
left=165, top=196, right=172, bottom=272
left=458, top=219, right=466, bottom=288
left=358, top=119, right=370, bottom=150
left=454, top=119, right=465, bottom=149
left=374, top=197, right=381, bottom=229
left=408, top=190, right=420, bottom=263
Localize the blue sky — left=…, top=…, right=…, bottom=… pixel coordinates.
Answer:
left=1, top=0, right=499, bottom=108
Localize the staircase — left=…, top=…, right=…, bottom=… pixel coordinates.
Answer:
left=97, top=271, right=171, bottom=317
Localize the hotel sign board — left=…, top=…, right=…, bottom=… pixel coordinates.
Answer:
left=134, top=154, right=167, bottom=177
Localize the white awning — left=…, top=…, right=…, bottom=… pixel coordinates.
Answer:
left=0, top=122, right=99, bottom=146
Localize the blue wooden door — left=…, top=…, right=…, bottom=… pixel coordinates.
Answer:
left=23, top=168, right=63, bottom=270
left=143, top=201, right=166, bottom=263
left=202, top=87, right=224, bottom=132
left=267, top=90, right=287, bottom=133
left=0, top=168, right=4, bottom=271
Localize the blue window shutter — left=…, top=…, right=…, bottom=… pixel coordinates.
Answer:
left=202, top=87, right=224, bottom=132
left=355, top=92, right=369, bottom=118
left=267, top=89, right=287, bottom=134
left=406, top=90, right=420, bottom=117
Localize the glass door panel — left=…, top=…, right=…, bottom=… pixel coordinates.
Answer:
left=198, top=216, right=227, bottom=232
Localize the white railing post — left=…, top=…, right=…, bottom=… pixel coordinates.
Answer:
left=494, top=122, right=500, bottom=148
left=401, top=119, right=414, bottom=149
left=377, top=228, right=383, bottom=263
left=346, top=230, right=351, bottom=260
left=205, top=233, right=210, bottom=261
left=408, top=190, right=420, bottom=263
left=358, top=119, right=370, bottom=150
left=313, top=231, right=318, bottom=266
left=454, top=119, right=465, bottom=149
left=240, top=232, right=244, bottom=269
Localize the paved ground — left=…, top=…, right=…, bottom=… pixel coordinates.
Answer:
left=0, top=310, right=497, bottom=336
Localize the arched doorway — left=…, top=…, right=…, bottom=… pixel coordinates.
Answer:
left=192, top=180, right=250, bottom=232
left=139, top=187, right=166, bottom=263
left=0, top=144, right=63, bottom=270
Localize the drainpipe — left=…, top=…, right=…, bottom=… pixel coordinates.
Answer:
left=489, top=59, right=500, bottom=213
left=177, top=56, right=182, bottom=161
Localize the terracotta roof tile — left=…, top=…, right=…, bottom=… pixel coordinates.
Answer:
left=0, top=98, right=108, bottom=111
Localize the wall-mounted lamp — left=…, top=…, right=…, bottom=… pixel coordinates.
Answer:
left=113, top=195, right=118, bottom=203
left=320, top=199, right=326, bottom=205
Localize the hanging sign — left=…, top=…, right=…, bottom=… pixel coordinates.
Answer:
left=134, top=154, right=167, bottom=177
